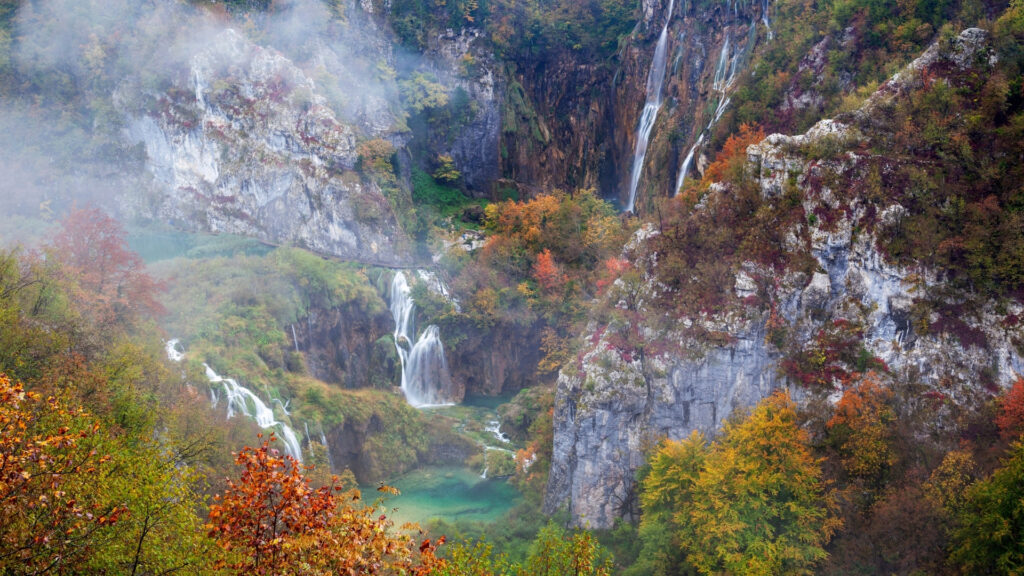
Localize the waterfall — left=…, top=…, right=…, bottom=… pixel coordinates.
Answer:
left=624, top=0, right=676, bottom=213
left=480, top=446, right=514, bottom=479
left=485, top=420, right=511, bottom=444
left=674, top=133, right=704, bottom=193
left=319, top=425, right=334, bottom=471
left=165, top=339, right=186, bottom=362
left=762, top=0, right=774, bottom=40
left=390, top=272, right=455, bottom=407
left=674, top=33, right=741, bottom=196
left=203, top=364, right=303, bottom=462
left=164, top=338, right=303, bottom=462
left=291, top=324, right=299, bottom=352
left=712, top=37, right=731, bottom=91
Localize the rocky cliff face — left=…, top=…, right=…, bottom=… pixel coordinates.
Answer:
left=294, top=301, right=399, bottom=389
left=419, top=28, right=503, bottom=195
left=447, top=321, right=544, bottom=397
left=544, top=29, right=1024, bottom=529
left=498, top=0, right=766, bottom=206
left=118, top=28, right=413, bottom=265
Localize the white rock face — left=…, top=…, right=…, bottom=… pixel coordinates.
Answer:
left=121, top=29, right=411, bottom=265
left=545, top=28, right=1024, bottom=529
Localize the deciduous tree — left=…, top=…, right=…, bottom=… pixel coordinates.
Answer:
left=680, top=392, right=839, bottom=576
left=951, top=441, right=1024, bottom=575
left=207, top=435, right=444, bottom=575
left=51, top=208, right=164, bottom=333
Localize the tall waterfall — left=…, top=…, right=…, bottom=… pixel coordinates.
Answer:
left=165, top=339, right=303, bottom=462
left=674, top=34, right=740, bottom=196
left=390, top=272, right=455, bottom=407
left=624, top=0, right=676, bottom=213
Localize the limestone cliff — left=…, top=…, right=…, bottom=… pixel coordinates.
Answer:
left=544, top=29, right=1024, bottom=528
left=118, top=29, right=413, bottom=265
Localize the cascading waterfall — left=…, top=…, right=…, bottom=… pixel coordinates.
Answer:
left=479, top=420, right=514, bottom=478
left=165, top=339, right=186, bottom=362
left=164, top=339, right=303, bottom=462
left=674, top=34, right=741, bottom=195
left=390, top=272, right=455, bottom=407
left=674, top=133, right=704, bottom=193
left=203, top=364, right=303, bottom=462
left=485, top=420, right=511, bottom=444
left=762, top=0, right=774, bottom=40
left=712, top=37, right=731, bottom=91
left=319, top=425, right=334, bottom=471
left=624, top=0, right=676, bottom=213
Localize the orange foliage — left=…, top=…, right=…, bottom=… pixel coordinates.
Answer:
left=207, top=436, right=444, bottom=575
left=596, top=257, right=629, bottom=294
left=996, top=376, right=1024, bottom=441
left=0, top=373, right=125, bottom=571
left=828, top=372, right=896, bottom=480
left=701, top=123, right=766, bottom=185
left=532, top=249, right=567, bottom=292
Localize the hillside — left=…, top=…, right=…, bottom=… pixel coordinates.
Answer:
left=1, top=0, right=1024, bottom=573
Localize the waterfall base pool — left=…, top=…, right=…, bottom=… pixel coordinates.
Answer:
left=366, top=466, right=522, bottom=526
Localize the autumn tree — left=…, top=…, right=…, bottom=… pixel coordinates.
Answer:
left=629, top=432, right=707, bottom=576
left=699, top=123, right=766, bottom=189
left=827, top=371, right=896, bottom=483
left=51, top=207, right=164, bottom=333
left=0, top=373, right=125, bottom=572
left=531, top=249, right=567, bottom=293
left=655, top=391, right=840, bottom=576
left=207, top=435, right=444, bottom=575
left=995, top=376, right=1024, bottom=441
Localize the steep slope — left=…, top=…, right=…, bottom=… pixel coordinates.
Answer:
left=118, top=28, right=413, bottom=264
left=545, top=28, right=1024, bottom=528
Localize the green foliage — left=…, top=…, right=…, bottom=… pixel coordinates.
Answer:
left=389, top=0, right=484, bottom=49
left=951, top=441, right=1024, bottom=574
left=413, top=168, right=471, bottom=210
left=487, top=0, right=635, bottom=59
left=438, top=522, right=614, bottom=576
left=401, top=72, right=451, bottom=114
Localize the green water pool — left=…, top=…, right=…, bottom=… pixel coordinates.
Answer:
left=366, top=466, right=522, bottom=526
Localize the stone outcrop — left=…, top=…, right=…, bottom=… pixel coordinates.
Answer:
left=544, top=324, right=789, bottom=527
left=119, top=29, right=413, bottom=265
left=544, top=29, right=1024, bottom=529
left=419, top=28, right=503, bottom=195
left=447, top=322, right=544, bottom=397
left=294, top=301, right=398, bottom=390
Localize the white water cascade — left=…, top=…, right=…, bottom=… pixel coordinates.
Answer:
left=624, top=0, right=676, bottom=213
left=203, top=365, right=304, bottom=462
left=164, top=339, right=303, bottom=462
left=674, top=34, right=741, bottom=195
left=390, top=272, right=455, bottom=407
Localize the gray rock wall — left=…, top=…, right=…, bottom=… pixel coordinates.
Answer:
left=119, top=29, right=412, bottom=265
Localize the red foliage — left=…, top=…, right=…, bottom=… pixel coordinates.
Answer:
left=996, top=376, right=1024, bottom=441
left=52, top=208, right=165, bottom=331
left=781, top=319, right=886, bottom=389
left=701, top=123, right=766, bottom=185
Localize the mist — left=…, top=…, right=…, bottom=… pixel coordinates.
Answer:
left=0, top=0, right=412, bottom=234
